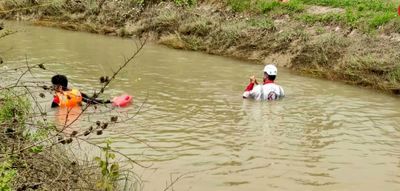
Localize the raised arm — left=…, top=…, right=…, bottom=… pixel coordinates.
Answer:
left=243, top=76, right=258, bottom=99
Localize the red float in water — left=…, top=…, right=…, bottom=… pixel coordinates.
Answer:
left=112, top=95, right=133, bottom=107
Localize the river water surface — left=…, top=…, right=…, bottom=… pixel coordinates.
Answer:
left=2, top=22, right=400, bottom=191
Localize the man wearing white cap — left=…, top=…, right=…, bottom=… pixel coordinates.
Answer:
left=243, top=64, right=285, bottom=100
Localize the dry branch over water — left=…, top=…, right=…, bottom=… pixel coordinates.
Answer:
left=0, top=27, right=151, bottom=190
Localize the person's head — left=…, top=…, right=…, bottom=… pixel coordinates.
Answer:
left=263, top=64, right=277, bottom=81
left=51, top=74, right=68, bottom=92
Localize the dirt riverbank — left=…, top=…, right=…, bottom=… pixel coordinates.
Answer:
left=1, top=0, right=400, bottom=94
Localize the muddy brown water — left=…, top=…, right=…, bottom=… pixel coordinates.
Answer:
left=2, top=22, right=400, bottom=191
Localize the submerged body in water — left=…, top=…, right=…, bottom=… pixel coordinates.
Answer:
left=243, top=64, right=284, bottom=100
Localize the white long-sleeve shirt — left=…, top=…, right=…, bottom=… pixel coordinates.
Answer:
left=243, top=81, right=285, bottom=101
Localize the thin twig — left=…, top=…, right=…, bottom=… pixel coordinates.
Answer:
left=62, top=36, right=148, bottom=130
left=163, top=173, right=188, bottom=191
left=76, top=137, right=151, bottom=169
left=18, top=37, right=148, bottom=155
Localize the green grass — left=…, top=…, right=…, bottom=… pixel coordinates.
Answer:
left=299, top=13, right=343, bottom=25
left=0, top=160, right=16, bottom=191
left=226, top=0, right=399, bottom=33
left=299, top=0, right=396, bottom=12
left=0, top=91, right=30, bottom=190
left=389, top=66, right=400, bottom=84
left=369, top=12, right=397, bottom=29
left=305, top=0, right=398, bottom=32
left=258, top=0, right=305, bottom=14
left=226, top=0, right=397, bottom=12
left=226, top=0, right=304, bottom=14
left=247, top=17, right=276, bottom=30
left=227, top=0, right=251, bottom=12
left=0, top=91, right=29, bottom=124
left=299, top=9, right=397, bottom=32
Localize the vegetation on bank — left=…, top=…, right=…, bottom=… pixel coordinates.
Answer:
left=1, top=0, right=399, bottom=33
left=227, top=0, right=400, bottom=34
left=0, top=90, right=87, bottom=190
left=0, top=0, right=399, bottom=95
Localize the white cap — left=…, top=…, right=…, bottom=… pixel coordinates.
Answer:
left=263, top=64, right=277, bottom=75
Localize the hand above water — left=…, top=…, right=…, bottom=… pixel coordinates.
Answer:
left=249, top=75, right=258, bottom=84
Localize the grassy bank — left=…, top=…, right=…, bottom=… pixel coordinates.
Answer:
left=227, top=0, right=399, bottom=33
left=0, top=0, right=399, bottom=94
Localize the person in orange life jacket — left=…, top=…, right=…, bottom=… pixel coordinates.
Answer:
left=242, top=64, right=285, bottom=100
left=51, top=74, right=111, bottom=108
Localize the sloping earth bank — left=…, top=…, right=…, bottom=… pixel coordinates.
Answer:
left=1, top=1, right=400, bottom=94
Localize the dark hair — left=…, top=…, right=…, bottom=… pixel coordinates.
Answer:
left=268, top=75, right=276, bottom=81
left=51, top=75, right=68, bottom=90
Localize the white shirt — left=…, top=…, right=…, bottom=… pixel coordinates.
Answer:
left=243, top=83, right=285, bottom=101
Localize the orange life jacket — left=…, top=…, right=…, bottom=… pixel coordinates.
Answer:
left=55, top=89, right=82, bottom=108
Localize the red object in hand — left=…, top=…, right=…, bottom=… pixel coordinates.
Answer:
left=53, top=95, right=60, bottom=105
left=112, top=95, right=133, bottom=107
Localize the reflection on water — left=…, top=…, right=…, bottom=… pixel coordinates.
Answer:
left=55, top=107, right=82, bottom=133
left=2, top=22, right=400, bottom=191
